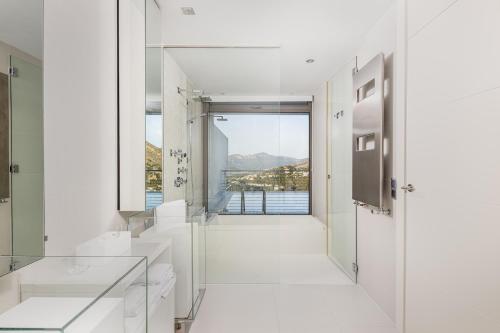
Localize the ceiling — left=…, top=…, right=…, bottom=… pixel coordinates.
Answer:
left=0, top=0, right=43, bottom=60
left=159, top=0, right=395, bottom=95
left=167, top=48, right=281, bottom=96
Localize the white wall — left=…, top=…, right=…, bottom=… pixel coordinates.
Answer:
left=44, top=0, right=124, bottom=255
left=118, top=0, right=146, bottom=212
left=355, top=4, right=397, bottom=322
left=206, top=215, right=326, bottom=284
left=163, top=51, right=188, bottom=202
left=403, top=0, right=500, bottom=331
left=311, top=83, right=328, bottom=225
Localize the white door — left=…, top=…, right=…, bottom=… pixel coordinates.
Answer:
left=405, top=1, right=500, bottom=331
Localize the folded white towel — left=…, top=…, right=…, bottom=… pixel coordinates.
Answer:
left=125, top=285, right=146, bottom=318
left=134, top=263, right=173, bottom=286
left=148, top=273, right=177, bottom=308
left=149, top=263, right=173, bottom=283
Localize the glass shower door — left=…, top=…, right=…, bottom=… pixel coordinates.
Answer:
left=328, top=60, right=357, bottom=281
left=10, top=56, right=44, bottom=256
left=186, top=80, right=207, bottom=319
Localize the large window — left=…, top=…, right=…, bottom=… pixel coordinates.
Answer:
left=207, top=110, right=311, bottom=215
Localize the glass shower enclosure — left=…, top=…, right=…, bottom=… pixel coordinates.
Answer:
left=327, top=60, right=357, bottom=281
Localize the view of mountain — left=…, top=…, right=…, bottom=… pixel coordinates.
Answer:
left=228, top=152, right=308, bottom=171
left=146, top=142, right=162, bottom=170
left=146, top=142, right=162, bottom=191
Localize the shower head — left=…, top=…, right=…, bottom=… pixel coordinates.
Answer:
left=188, top=113, right=228, bottom=123
left=201, top=114, right=227, bottom=121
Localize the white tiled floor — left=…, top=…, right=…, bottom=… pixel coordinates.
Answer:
left=279, top=254, right=353, bottom=285
left=190, top=255, right=398, bottom=333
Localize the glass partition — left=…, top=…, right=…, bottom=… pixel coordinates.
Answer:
left=0, top=256, right=147, bottom=332
left=10, top=56, right=44, bottom=256
left=327, top=60, right=357, bottom=281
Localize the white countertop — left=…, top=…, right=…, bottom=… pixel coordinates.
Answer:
left=0, top=297, right=122, bottom=331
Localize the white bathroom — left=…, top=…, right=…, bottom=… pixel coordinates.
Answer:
left=1, top=0, right=500, bottom=333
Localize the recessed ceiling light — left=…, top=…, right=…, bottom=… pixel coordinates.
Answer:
left=305, top=58, right=315, bottom=64
left=181, top=7, right=196, bottom=15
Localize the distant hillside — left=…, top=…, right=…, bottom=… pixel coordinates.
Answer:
left=228, top=152, right=308, bottom=171
left=146, top=142, right=162, bottom=192
left=146, top=142, right=162, bottom=170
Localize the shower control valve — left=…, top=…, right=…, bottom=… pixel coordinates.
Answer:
left=174, top=177, right=187, bottom=188
left=170, top=149, right=185, bottom=158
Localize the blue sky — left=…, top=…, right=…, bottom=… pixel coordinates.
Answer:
left=214, top=114, right=309, bottom=159
left=146, top=113, right=310, bottom=159
left=146, top=115, right=163, bottom=147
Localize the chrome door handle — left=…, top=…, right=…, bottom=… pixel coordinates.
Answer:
left=401, top=184, right=415, bottom=192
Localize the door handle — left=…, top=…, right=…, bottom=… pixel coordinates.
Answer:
left=0, top=198, right=8, bottom=204
left=401, top=184, right=415, bottom=192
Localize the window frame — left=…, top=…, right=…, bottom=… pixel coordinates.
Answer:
left=203, top=102, right=312, bottom=215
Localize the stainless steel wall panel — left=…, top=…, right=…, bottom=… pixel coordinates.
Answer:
left=352, top=54, right=384, bottom=208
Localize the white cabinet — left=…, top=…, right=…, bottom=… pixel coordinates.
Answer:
left=118, top=0, right=146, bottom=211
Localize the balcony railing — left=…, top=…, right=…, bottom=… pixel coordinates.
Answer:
left=214, top=169, right=310, bottom=215
left=223, top=190, right=309, bottom=215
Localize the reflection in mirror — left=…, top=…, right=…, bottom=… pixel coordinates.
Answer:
left=0, top=0, right=44, bottom=258
left=0, top=256, right=42, bottom=278
left=145, top=0, right=163, bottom=210
left=146, top=48, right=163, bottom=210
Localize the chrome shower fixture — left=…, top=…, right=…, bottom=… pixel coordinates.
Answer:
left=170, top=148, right=186, bottom=158
left=177, top=87, right=211, bottom=102
left=174, top=177, right=187, bottom=188
left=200, top=113, right=228, bottom=121
left=177, top=87, right=204, bottom=96
left=187, top=113, right=227, bottom=124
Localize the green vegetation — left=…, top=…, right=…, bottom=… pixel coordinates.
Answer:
left=146, top=142, right=162, bottom=192
left=226, top=161, right=310, bottom=192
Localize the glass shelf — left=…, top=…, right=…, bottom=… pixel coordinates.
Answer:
left=0, top=256, right=148, bottom=332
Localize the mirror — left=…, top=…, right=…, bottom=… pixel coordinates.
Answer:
left=0, top=0, right=44, bottom=256
left=145, top=0, right=163, bottom=210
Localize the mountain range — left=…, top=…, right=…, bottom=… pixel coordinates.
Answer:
left=228, top=152, right=308, bottom=171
